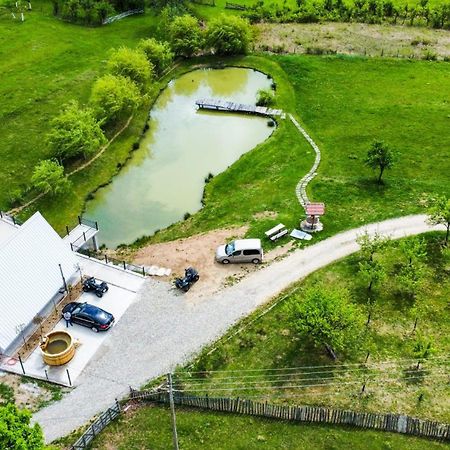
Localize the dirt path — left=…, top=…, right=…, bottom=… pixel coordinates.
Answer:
left=133, top=226, right=293, bottom=301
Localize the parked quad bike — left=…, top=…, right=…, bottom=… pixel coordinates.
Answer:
left=82, top=277, right=109, bottom=298
left=174, top=267, right=199, bottom=292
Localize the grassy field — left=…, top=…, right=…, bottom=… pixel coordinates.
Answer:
left=126, top=54, right=449, bottom=250
left=0, top=0, right=158, bottom=214
left=173, top=233, right=450, bottom=422
left=86, top=404, right=450, bottom=449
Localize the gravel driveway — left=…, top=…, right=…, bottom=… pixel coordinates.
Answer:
left=33, top=214, right=444, bottom=442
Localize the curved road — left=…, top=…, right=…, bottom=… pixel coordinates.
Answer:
left=33, top=214, right=444, bottom=442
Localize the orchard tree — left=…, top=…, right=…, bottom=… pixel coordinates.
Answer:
left=206, top=14, right=252, bottom=55
left=399, top=236, right=427, bottom=267
left=47, top=101, right=106, bottom=161
left=90, top=74, right=141, bottom=125
left=169, top=15, right=203, bottom=57
left=0, top=404, right=45, bottom=450
left=31, top=159, right=71, bottom=195
left=365, top=140, right=395, bottom=184
left=107, top=47, right=153, bottom=92
left=289, top=286, right=364, bottom=357
left=137, top=38, right=173, bottom=76
left=427, top=194, right=450, bottom=245
left=357, top=231, right=390, bottom=262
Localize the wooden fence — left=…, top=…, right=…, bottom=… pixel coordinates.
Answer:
left=131, top=389, right=450, bottom=442
left=70, top=400, right=121, bottom=449
left=225, top=2, right=246, bottom=10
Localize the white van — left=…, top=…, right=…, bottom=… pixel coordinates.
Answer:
left=215, top=239, right=263, bottom=264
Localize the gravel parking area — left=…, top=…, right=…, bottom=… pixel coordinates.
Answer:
left=33, top=215, right=444, bottom=443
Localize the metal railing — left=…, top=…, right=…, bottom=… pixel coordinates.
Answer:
left=0, top=210, right=22, bottom=226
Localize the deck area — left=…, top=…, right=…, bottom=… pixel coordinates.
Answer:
left=196, top=99, right=284, bottom=118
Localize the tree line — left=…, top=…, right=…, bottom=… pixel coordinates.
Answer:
left=26, top=15, right=252, bottom=200
left=244, top=0, right=450, bottom=30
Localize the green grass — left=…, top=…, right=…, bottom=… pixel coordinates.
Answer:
left=87, top=404, right=449, bottom=449
left=179, top=233, right=450, bottom=422
left=128, top=54, right=449, bottom=250
left=0, top=1, right=158, bottom=213
left=277, top=55, right=450, bottom=239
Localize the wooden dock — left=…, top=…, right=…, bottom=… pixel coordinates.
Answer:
left=196, top=99, right=284, bottom=118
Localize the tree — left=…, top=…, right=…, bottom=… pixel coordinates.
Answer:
left=0, top=404, right=45, bottom=450
left=399, top=237, right=427, bottom=267
left=357, top=231, right=390, bottom=262
left=397, top=236, right=427, bottom=301
left=427, top=194, right=450, bottom=245
left=365, top=140, right=395, bottom=184
left=107, top=47, right=153, bottom=92
left=411, top=334, right=434, bottom=369
left=205, top=14, right=252, bottom=55
left=169, top=15, right=203, bottom=57
left=31, top=159, right=71, bottom=195
left=288, top=286, right=364, bottom=356
left=137, top=38, right=173, bottom=76
left=90, top=74, right=141, bottom=125
left=47, top=100, right=106, bottom=161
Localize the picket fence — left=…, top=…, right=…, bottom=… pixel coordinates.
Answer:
left=130, top=389, right=450, bottom=442
left=70, top=400, right=121, bottom=449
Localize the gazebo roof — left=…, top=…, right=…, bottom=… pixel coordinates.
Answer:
left=306, top=202, right=325, bottom=216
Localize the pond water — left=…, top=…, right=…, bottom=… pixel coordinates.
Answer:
left=85, top=68, right=274, bottom=248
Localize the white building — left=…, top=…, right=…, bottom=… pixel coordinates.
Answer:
left=0, top=212, right=80, bottom=355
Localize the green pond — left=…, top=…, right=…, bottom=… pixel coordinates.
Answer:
left=85, top=68, right=275, bottom=248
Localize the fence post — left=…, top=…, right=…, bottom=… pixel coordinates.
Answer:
left=167, top=373, right=179, bottom=450
left=142, top=266, right=145, bottom=277
left=18, top=355, right=25, bottom=374
left=66, top=368, right=72, bottom=386
left=105, top=255, right=108, bottom=264
left=123, top=261, right=126, bottom=270
left=66, top=225, right=70, bottom=236
left=78, top=216, right=82, bottom=226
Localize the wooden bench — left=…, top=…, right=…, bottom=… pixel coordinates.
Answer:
left=265, top=223, right=288, bottom=241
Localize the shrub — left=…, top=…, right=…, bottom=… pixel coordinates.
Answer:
left=169, top=15, right=204, bottom=57
left=47, top=101, right=106, bottom=161
left=206, top=14, right=252, bottom=55
left=31, top=160, right=71, bottom=196
left=256, top=88, right=275, bottom=107
left=137, top=38, right=174, bottom=76
left=107, top=47, right=153, bottom=92
left=90, top=74, right=141, bottom=125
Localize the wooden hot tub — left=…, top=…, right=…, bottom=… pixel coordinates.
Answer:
left=40, top=330, right=75, bottom=366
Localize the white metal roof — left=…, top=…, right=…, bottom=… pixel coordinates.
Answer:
left=0, top=212, right=78, bottom=352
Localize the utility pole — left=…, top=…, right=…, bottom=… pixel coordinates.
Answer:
left=167, top=373, right=179, bottom=450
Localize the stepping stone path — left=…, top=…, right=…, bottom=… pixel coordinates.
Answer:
left=289, top=114, right=321, bottom=211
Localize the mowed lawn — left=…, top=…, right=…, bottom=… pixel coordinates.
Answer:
left=276, top=55, right=450, bottom=239
left=86, top=404, right=449, bottom=450
left=0, top=1, right=157, bottom=210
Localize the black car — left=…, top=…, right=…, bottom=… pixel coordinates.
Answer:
left=62, top=302, right=114, bottom=332
left=82, top=277, right=109, bottom=298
